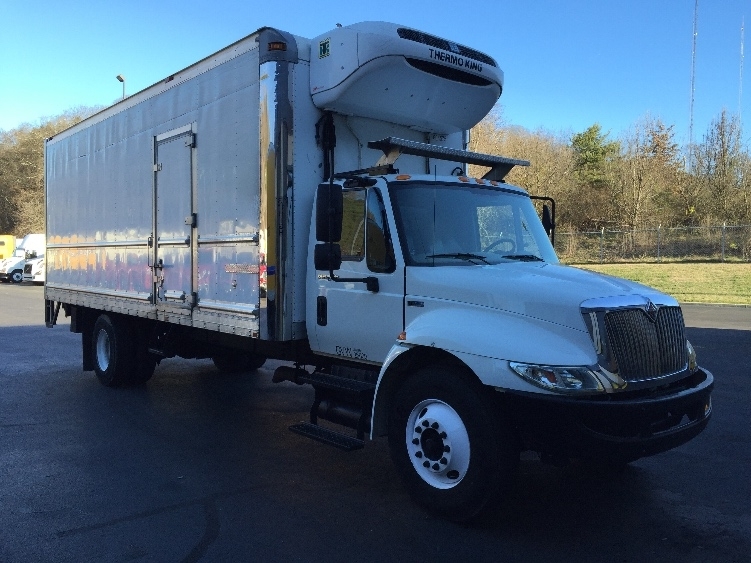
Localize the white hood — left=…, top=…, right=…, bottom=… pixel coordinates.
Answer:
left=407, top=262, right=674, bottom=332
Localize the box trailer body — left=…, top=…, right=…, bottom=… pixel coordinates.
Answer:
left=45, top=22, right=713, bottom=521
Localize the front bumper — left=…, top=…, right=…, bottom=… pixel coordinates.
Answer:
left=500, top=367, right=713, bottom=463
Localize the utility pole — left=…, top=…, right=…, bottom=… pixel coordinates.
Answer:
left=740, top=17, right=745, bottom=124
left=688, top=0, right=698, bottom=172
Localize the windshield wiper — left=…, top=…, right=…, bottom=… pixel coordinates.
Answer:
left=426, top=253, right=490, bottom=264
left=500, top=254, right=544, bottom=262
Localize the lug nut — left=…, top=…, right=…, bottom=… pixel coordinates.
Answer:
left=444, top=445, right=450, bottom=453
left=439, top=431, right=447, bottom=439
left=415, top=427, right=422, bottom=434
left=423, top=461, right=430, bottom=468
left=422, top=420, right=429, bottom=427
left=415, top=451, right=423, bottom=458
left=432, top=463, right=440, bottom=470
left=440, top=457, right=448, bottom=465
left=431, top=422, right=439, bottom=429
left=412, top=438, right=419, bottom=445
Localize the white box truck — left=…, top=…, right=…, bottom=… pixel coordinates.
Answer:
left=44, top=22, right=713, bottom=520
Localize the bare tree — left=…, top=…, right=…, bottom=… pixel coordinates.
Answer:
left=0, top=107, right=101, bottom=235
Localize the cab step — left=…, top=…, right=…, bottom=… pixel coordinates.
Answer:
left=296, top=370, right=376, bottom=394
left=289, top=422, right=365, bottom=451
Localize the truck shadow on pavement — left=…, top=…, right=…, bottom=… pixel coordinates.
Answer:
left=1, top=324, right=749, bottom=561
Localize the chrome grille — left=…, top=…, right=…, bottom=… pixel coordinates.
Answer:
left=604, top=306, right=687, bottom=381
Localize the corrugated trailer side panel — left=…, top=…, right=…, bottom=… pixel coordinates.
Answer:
left=46, top=34, right=262, bottom=336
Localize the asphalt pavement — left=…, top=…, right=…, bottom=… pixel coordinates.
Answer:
left=0, top=284, right=749, bottom=562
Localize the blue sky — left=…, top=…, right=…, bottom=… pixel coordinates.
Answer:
left=0, top=0, right=748, bottom=146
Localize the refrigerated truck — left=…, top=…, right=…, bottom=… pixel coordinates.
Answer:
left=44, top=22, right=713, bottom=520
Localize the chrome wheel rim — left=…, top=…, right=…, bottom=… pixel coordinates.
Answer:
left=406, top=399, right=470, bottom=489
left=95, top=329, right=111, bottom=372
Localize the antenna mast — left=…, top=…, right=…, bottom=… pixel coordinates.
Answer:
left=688, top=0, right=698, bottom=171
left=740, top=17, right=745, bottom=123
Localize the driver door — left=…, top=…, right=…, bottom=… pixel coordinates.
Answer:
left=314, top=187, right=403, bottom=365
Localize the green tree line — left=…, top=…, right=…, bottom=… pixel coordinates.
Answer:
left=470, top=108, right=751, bottom=232
left=1, top=105, right=751, bottom=237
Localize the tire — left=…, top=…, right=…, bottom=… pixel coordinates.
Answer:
left=388, top=366, right=518, bottom=521
left=91, top=314, right=133, bottom=387
left=128, top=346, right=158, bottom=385
left=10, top=269, right=23, bottom=283
left=212, top=352, right=266, bottom=373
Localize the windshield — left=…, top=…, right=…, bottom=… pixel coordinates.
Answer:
left=389, top=181, right=558, bottom=266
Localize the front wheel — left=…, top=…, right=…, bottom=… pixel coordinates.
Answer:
left=10, top=269, right=23, bottom=283
left=388, top=366, right=518, bottom=521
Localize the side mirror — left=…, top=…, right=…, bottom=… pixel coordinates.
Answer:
left=316, top=183, right=343, bottom=242
left=542, top=204, right=553, bottom=236
left=314, top=243, right=342, bottom=271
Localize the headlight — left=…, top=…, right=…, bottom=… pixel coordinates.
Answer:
left=509, top=362, right=604, bottom=393
left=687, top=340, right=698, bottom=373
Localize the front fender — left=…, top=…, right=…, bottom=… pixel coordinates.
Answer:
left=370, top=305, right=599, bottom=438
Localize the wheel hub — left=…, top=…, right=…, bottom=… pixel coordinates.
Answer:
left=406, top=400, right=470, bottom=489
left=96, top=329, right=111, bottom=371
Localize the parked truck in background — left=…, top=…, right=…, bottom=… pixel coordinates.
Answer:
left=0, top=233, right=44, bottom=283
left=44, top=22, right=713, bottom=520
left=0, top=235, right=16, bottom=260
left=23, top=254, right=45, bottom=285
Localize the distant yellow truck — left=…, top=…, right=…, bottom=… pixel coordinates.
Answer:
left=0, top=235, right=16, bottom=260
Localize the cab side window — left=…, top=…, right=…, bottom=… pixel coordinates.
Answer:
left=366, top=188, right=395, bottom=273
left=340, top=187, right=395, bottom=273
left=340, top=190, right=366, bottom=261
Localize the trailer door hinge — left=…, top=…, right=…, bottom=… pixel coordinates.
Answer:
left=185, top=133, right=196, bottom=148
left=184, top=213, right=197, bottom=228
left=154, top=163, right=162, bottom=172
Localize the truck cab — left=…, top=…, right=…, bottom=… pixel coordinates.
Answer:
left=304, top=143, right=712, bottom=520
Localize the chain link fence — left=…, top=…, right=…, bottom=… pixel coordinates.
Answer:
left=555, top=225, right=751, bottom=264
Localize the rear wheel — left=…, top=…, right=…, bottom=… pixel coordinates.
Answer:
left=388, top=366, right=518, bottom=521
left=91, top=314, right=133, bottom=387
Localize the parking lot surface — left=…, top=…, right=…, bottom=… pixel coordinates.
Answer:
left=1, top=284, right=750, bottom=562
